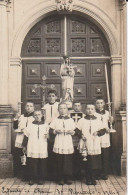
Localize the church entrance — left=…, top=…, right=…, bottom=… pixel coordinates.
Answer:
left=21, top=14, right=111, bottom=111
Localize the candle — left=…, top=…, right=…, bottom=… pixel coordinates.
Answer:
left=105, top=63, right=110, bottom=104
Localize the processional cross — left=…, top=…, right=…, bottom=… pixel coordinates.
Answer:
left=34, top=75, right=55, bottom=107
left=71, top=113, right=83, bottom=124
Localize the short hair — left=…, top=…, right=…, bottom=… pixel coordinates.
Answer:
left=86, top=103, right=95, bottom=108
left=25, top=101, right=35, bottom=106
left=58, top=102, right=68, bottom=108
left=34, top=109, right=42, bottom=114
left=95, top=96, right=105, bottom=102
left=73, top=100, right=82, bottom=105
left=47, top=89, right=57, bottom=96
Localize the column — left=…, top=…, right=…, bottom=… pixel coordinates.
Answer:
left=0, top=0, right=9, bottom=104
left=0, top=0, right=14, bottom=178
left=110, top=56, right=122, bottom=112
left=115, top=110, right=126, bottom=176
left=115, top=0, right=127, bottom=176
left=120, top=0, right=126, bottom=107
left=9, top=57, right=22, bottom=111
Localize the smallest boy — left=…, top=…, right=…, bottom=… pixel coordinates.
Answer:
left=50, top=103, right=76, bottom=185
left=22, top=110, right=49, bottom=185
left=77, top=104, right=106, bottom=185
left=71, top=100, right=85, bottom=179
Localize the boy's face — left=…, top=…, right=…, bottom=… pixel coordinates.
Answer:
left=95, top=99, right=105, bottom=110
left=48, top=93, right=57, bottom=104
left=25, top=102, right=34, bottom=113
left=73, top=103, right=82, bottom=112
left=86, top=105, right=95, bottom=115
left=34, top=111, right=42, bottom=121
left=59, top=104, right=68, bottom=116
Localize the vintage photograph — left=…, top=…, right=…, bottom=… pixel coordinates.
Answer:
left=0, top=0, right=127, bottom=194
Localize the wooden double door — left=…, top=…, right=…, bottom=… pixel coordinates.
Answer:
left=21, top=14, right=111, bottom=111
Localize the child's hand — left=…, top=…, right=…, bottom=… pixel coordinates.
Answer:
left=82, top=135, right=86, bottom=141
left=55, top=130, right=63, bottom=134
left=93, top=132, right=98, bottom=136
left=109, top=116, right=114, bottom=123
left=106, top=128, right=110, bottom=134
left=14, top=113, right=21, bottom=120
left=66, top=130, right=74, bottom=135
left=44, top=134, right=49, bottom=139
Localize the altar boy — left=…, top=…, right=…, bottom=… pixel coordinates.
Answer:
left=77, top=104, right=106, bottom=185
left=42, top=89, right=59, bottom=180
left=50, top=103, right=76, bottom=185
left=41, top=89, right=59, bottom=124
left=95, top=97, right=114, bottom=180
left=13, top=101, right=35, bottom=180
left=71, top=100, right=85, bottom=179
left=22, top=110, right=49, bottom=185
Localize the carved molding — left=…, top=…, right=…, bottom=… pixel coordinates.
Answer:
left=56, top=0, right=73, bottom=13
left=110, top=56, right=122, bottom=66
left=119, top=0, right=126, bottom=9
left=0, top=0, right=11, bottom=5
left=119, top=0, right=126, bottom=5
left=0, top=0, right=11, bottom=11
left=10, top=57, right=22, bottom=67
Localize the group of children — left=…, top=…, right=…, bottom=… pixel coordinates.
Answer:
left=13, top=89, right=113, bottom=185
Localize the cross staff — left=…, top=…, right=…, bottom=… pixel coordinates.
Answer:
left=14, top=102, right=23, bottom=133
left=18, top=102, right=23, bottom=115
left=34, top=75, right=55, bottom=107
left=105, top=63, right=116, bottom=133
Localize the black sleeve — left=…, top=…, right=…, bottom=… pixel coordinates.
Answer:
left=13, top=120, right=18, bottom=129
left=49, top=128, right=56, bottom=143
left=22, top=135, right=28, bottom=147
left=97, top=128, right=106, bottom=137
left=74, top=128, right=82, bottom=138
left=49, top=128, right=55, bottom=136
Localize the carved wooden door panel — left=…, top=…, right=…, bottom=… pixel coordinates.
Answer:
left=21, top=15, right=110, bottom=111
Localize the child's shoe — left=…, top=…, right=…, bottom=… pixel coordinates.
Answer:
left=38, top=180, right=44, bottom=185
left=58, top=180, right=64, bottom=185
left=100, top=175, right=108, bottom=180
left=91, top=179, right=96, bottom=185
left=65, top=179, right=72, bottom=185
left=86, top=180, right=92, bottom=185
left=29, top=180, right=35, bottom=185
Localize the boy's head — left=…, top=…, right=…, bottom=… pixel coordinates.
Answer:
left=86, top=104, right=95, bottom=116
left=25, top=101, right=35, bottom=113
left=47, top=89, right=57, bottom=104
left=34, top=110, right=42, bottom=122
left=73, top=100, right=82, bottom=112
left=95, top=97, right=105, bottom=111
left=58, top=103, right=68, bottom=116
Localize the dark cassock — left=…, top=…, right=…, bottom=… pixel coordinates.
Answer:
left=70, top=111, right=85, bottom=179
left=49, top=115, right=75, bottom=185
left=77, top=115, right=106, bottom=185
left=13, top=112, right=34, bottom=180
